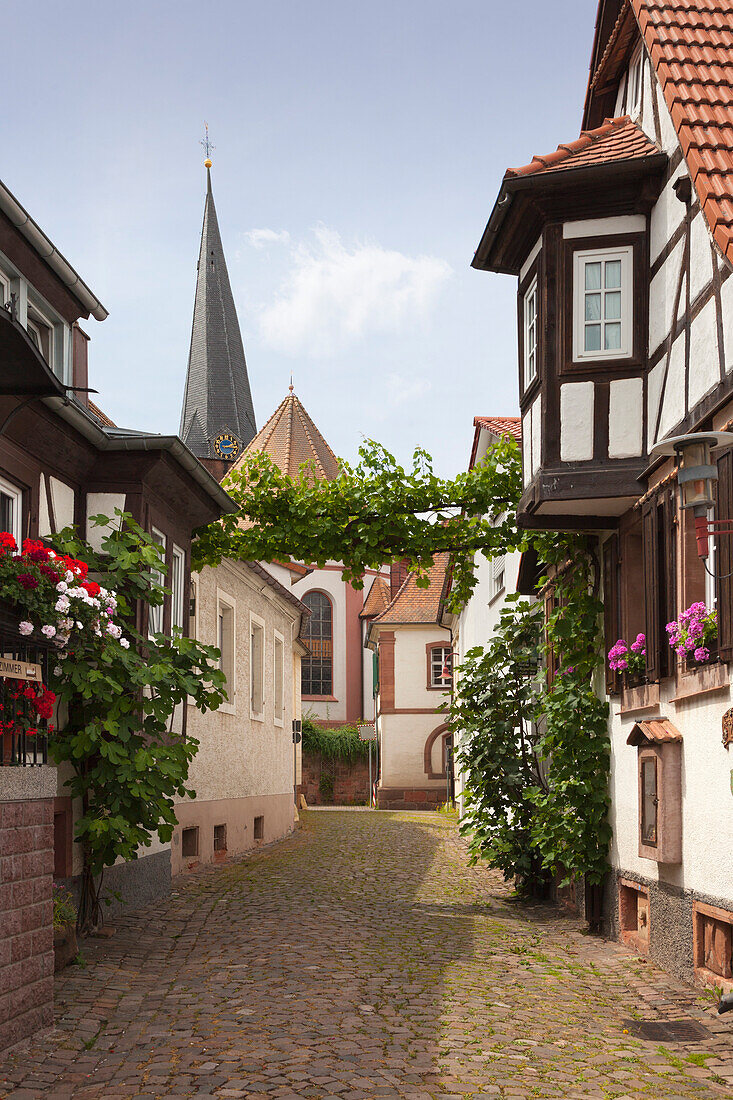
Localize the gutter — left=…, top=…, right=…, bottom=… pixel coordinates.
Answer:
left=43, top=396, right=237, bottom=513
left=0, top=180, right=108, bottom=321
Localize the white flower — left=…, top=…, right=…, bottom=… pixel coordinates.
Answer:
left=75, top=621, right=83, bottom=630
left=55, top=596, right=70, bottom=613
left=53, top=665, right=62, bottom=676
left=56, top=581, right=68, bottom=594
left=18, top=621, right=33, bottom=636
left=57, top=617, right=73, bottom=632
left=41, top=625, right=56, bottom=638
left=64, top=571, right=74, bottom=583
left=106, top=622, right=122, bottom=639
left=120, top=637, right=130, bottom=649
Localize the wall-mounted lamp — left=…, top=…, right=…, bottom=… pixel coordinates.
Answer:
left=650, top=431, right=733, bottom=558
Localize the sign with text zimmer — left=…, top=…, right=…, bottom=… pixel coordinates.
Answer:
left=358, top=724, right=377, bottom=741
left=0, top=658, right=42, bottom=681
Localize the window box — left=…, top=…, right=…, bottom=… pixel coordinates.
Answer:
left=627, top=719, right=682, bottom=864
left=685, top=641, right=719, bottom=672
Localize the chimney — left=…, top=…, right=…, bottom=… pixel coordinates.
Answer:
left=72, top=324, right=89, bottom=406
left=390, top=560, right=409, bottom=600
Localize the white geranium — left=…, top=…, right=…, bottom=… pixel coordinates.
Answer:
left=18, top=621, right=33, bottom=636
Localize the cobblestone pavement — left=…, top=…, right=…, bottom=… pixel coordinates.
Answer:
left=1, top=811, right=732, bottom=1099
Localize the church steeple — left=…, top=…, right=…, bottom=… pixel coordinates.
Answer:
left=180, top=160, right=256, bottom=465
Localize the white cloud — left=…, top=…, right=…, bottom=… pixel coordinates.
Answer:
left=257, top=225, right=452, bottom=357
left=244, top=227, right=291, bottom=248
left=385, top=372, right=432, bottom=406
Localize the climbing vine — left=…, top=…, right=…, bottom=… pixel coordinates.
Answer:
left=48, top=515, right=226, bottom=932
left=301, top=715, right=370, bottom=763
left=450, top=595, right=548, bottom=894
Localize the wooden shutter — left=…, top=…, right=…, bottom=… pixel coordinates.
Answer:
left=717, top=450, right=733, bottom=661
left=642, top=498, right=661, bottom=682
left=659, top=491, right=677, bottom=678
left=603, top=535, right=620, bottom=694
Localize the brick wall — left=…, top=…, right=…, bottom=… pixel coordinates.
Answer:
left=301, top=751, right=374, bottom=805
left=0, top=767, right=56, bottom=1054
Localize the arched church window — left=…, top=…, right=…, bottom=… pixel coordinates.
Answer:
left=302, top=591, right=333, bottom=696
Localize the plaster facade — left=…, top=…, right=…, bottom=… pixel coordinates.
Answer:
left=172, top=559, right=305, bottom=875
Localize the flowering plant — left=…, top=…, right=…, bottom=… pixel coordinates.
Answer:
left=0, top=534, right=129, bottom=651
left=608, top=633, right=646, bottom=677
left=666, top=602, right=717, bottom=664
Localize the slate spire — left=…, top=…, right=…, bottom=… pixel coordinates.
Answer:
left=180, top=166, right=256, bottom=461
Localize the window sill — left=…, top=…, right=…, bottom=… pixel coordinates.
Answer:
left=487, top=587, right=506, bottom=608
left=274, top=717, right=284, bottom=728
left=249, top=710, right=265, bottom=723
left=302, top=694, right=338, bottom=702
left=671, top=660, right=730, bottom=703
left=218, top=702, right=236, bottom=717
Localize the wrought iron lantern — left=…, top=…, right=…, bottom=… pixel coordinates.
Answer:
left=650, top=431, right=733, bottom=558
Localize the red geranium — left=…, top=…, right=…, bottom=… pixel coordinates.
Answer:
left=38, top=563, right=62, bottom=581
left=62, top=555, right=88, bottom=580
left=81, top=580, right=101, bottom=597
left=17, top=574, right=39, bottom=590
left=0, top=532, right=17, bottom=553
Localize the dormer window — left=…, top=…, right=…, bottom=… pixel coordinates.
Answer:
left=523, top=277, right=538, bottom=389
left=573, top=245, right=633, bottom=362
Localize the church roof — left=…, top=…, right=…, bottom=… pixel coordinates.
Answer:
left=372, top=553, right=450, bottom=627
left=180, top=168, right=257, bottom=460
left=359, top=575, right=391, bottom=620
left=237, top=389, right=339, bottom=480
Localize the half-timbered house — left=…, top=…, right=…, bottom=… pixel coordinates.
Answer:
left=0, top=173, right=235, bottom=911
left=473, top=0, right=733, bottom=990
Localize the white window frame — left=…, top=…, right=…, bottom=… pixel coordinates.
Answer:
left=430, top=645, right=452, bottom=689
left=0, top=270, right=9, bottom=312
left=217, top=590, right=236, bottom=712
left=273, top=630, right=285, bottom=727
left=148, top=527, right=166, bottom=637
left=171, top=544, right=186, bottom=634
left=249, top=612, right=265, bottom=721
left=627, top=43, right=643, bottom=119
left=573, top=245, right=634, bottom=363
left=0, top=475, right=23, bottom=547
left=491, top=553, right=506, bottom=600
left=523, top=276, right=538, bottom=389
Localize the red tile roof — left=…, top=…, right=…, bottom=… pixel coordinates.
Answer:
left=506, top=116, right=660, bottom=179
left=373, top=553, right=450, bottom=626
left=632, top=0, right=733, bottom=263
left=359, top=575, right=391, bottom=619
left=235, top=389, right=339, bottom=481
left=473, top=416, right=522, bottom=441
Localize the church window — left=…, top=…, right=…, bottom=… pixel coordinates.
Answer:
left=302, top=591, right=333, bottom=696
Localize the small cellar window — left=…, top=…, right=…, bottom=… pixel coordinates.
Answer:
left=213, top=824, right=227, bottom=852
left=253, top=815, right=264, bottom=841
left=181, top=826, right=199, bottom=858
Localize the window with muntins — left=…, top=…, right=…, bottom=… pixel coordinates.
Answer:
left=524, top=278, right=538, bottom=389
left=573, top=246, right=633, bottom=362
left=171, top=545, right=186, bottom=632
left=302, top=591, right=333, bottom=696
left=430, top=645, right=452, bottom=688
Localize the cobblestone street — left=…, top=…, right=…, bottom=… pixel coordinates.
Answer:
left=1, top=811, right=731, bottom=1099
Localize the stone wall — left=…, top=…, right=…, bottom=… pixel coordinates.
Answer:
left=0, top=767, right=56, bottom=1054
left=301, top=751, right=373, bottom=805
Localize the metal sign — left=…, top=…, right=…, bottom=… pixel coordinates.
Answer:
left=0, top=658, right=42, bottom=682
left=358, top=723, right=377, bottom=742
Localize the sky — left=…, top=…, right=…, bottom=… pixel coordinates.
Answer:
left=8, top=1, right=594, bottom=476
